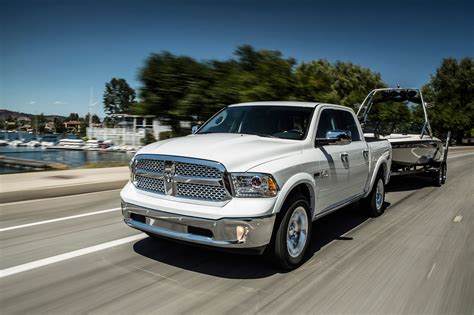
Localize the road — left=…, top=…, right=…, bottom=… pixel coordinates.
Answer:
left=1, top=151, right=473, bottom=314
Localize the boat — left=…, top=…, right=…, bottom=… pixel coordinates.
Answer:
left=40, top=134, right=60, bottom=147
left=26, top=140, right=41, bottom=147
left=48, top=138, right=85, bottom=150
left=357, top=88, right=446, bottom=174
left=9, top=140, right=24, bottom=147
left=84, top=139, right=104, bottom=150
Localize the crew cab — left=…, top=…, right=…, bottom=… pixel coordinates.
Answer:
left=121, top=102, right=392, bottom=269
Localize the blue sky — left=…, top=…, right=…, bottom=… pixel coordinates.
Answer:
left=1, top=0, right=473, bottom=117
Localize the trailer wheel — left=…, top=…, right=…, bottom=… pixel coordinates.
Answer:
left=361, top=173, right=386, bottom=217
left=433, top=163, right=447, bottom=186
left=441, top=163, right=447, bottom=184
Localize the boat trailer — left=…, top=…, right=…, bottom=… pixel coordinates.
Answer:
left=390, top=131, right=451, bottom=186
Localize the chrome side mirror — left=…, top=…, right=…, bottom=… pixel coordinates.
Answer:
left=191, top=125, right=201, bottom=134
left=316, top=130, right=352, bottom=146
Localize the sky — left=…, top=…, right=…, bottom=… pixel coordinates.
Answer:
left=1, top=0, right=473, bottom=117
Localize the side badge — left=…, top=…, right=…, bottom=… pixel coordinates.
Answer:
left=315, top=170, right=329, bottom=179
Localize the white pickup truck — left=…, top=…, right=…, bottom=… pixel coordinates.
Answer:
left=121, top=102, right=391, bottom=269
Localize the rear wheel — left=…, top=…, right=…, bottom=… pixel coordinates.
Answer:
left=361, top=173, right=386, bottom=217
left=270, top=194, right=312, bottom=270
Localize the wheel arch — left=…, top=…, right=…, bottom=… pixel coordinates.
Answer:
left=273, top=173, right=316, bottom=218
left=365, top=157, right=390, bottom=198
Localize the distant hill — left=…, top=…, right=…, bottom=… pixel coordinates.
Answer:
left=0, top=109, right=66, bottom=120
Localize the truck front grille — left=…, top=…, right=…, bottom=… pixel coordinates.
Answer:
left=132, top=155, right=231, bottom=202
left=135, top=175, right=165, bottom=194
left=176, top=182, right=227, bottom=201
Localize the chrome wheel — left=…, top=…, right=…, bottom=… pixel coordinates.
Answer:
left=375, top=179, right=384, bottom=210
left=286, top=206, right=308, bottom=258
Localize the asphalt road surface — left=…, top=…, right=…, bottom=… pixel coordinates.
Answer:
left=1, top=151, right=473, bottom=314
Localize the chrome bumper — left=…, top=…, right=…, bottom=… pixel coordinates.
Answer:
left=121, top=201, right=276, bottom=249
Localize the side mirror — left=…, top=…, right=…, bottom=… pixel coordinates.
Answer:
left=191, top=125, right=201, bottom=134
left=316, top=130, right=352, bottom=146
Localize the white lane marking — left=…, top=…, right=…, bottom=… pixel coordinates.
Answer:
left=0, top=189, right=122, bottom=206
left=427, top=263, right=436, bottom=279
left=0, top=207, right=121, bottom=232
left=0, top=233, right=146, bottom=278
left=447, top=152, right=474, bottom=159
left=453, top=215, right=463, bottom=223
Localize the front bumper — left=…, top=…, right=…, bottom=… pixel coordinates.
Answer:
left=122, top=201, right=276, bottom=250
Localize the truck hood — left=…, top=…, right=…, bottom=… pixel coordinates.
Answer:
left=137, top=133, right=303, bottom=172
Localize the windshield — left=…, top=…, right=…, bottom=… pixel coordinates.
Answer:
left=197, top=106, right=314, bottom=140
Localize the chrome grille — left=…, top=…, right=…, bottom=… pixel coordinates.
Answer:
left=135, top=175, right=165, bottom=194
left=177, top=182, right=227, bottom=201
left=132, top=155, right=230, bottom=202
left=136, top=159, right=165, bottom=172
left=175, top=162, right=223, bottom=179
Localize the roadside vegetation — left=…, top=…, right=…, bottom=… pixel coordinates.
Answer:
left=118, top=45, right=471, bottom=143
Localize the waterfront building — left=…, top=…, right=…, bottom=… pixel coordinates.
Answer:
left=64, top=120, right=82, bottom=133
left=86, top=114, right=171, bottom=145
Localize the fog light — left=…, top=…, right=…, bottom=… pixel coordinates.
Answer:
left=236, top=225, right=249, bottom=242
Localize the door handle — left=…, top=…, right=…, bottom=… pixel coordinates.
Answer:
left=341, top=153, right=349, bottom=163
left=363, top=150, right=369, bottom=160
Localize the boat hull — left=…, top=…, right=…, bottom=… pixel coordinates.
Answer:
left=390, top=139, right=443, bottom=166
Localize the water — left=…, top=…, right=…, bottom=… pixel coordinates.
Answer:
left=0, top=147, right=133, bottom=174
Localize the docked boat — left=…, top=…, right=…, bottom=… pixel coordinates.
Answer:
left=357, top=88, right=448, bottom=185
left=84, top=139, right=103, bottom=150
left=48, top=138, right=85, bottom=150
left=26, top=140, right=41, bottom=147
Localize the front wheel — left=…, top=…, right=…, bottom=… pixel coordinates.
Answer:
left=361, top=174, right=386, bottom=217
left=270, top=194, right=312, bottom=270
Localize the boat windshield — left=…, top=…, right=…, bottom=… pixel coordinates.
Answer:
left=362, top=121, right=423, bottom=135
left=361, top=90, right=426, bottom=135
left=197, top=105, right=314, bottom=140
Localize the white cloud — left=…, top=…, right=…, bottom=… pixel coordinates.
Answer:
left=53, top=101, right=68, bottom=105
left=29, top=101, right=35, bottom=105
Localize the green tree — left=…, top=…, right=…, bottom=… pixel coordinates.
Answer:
left=67, top=113, right=79, bottom=120
left=84, top=113, right=101, bottom=124
left=53, top=117, right=65, bottom=133
left=103, top=78, right=136, bottom=116
left=141, top=132, right=156, bottom=145
left=294, top=60, right=339, bottom=103
left=423, top=57, right=474, bottom=143
left=138, top=52, right=210, bottom=133
left=32, top=113, right=46, bottom=133
left=233, top=45, right=296, bottom=102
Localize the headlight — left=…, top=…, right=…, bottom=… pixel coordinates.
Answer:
left=230, top=173, right=279, bottom=198
left=129, top=156, right=136, bottom=183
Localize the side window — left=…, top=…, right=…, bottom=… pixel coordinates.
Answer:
left=337, top=110, right=361, bottom=141
left=316, top=109, right=338, bottom=138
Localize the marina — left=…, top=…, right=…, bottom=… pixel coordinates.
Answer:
left=0, top=146, right=134, bottom=174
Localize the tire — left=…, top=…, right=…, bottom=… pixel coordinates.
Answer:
left=441, top=163, right=447, bottom=184
left=270, top=194, right=312, bottom=270
left=432, top=163, right=446, bottom=186
left=361, top=173, right=386, bottom=217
